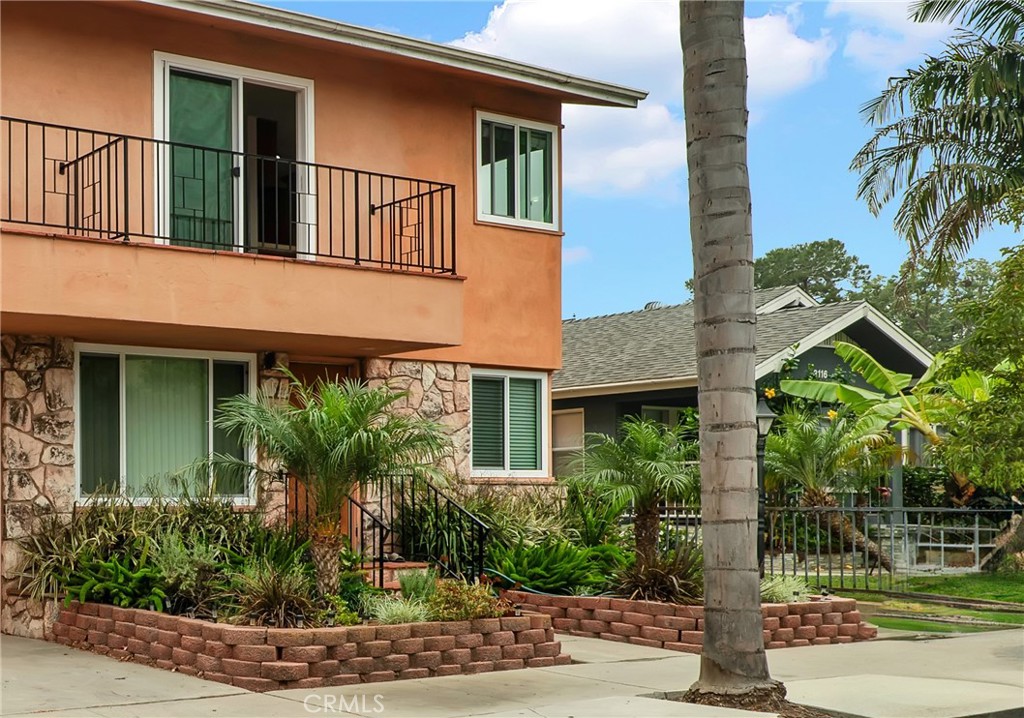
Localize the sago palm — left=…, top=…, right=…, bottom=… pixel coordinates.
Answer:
left=851, top=0, right=1024, bottom=274
left=215, top=373, right=449, bottom=596
left=765, top=407, right=900, bottom=571
left=565, top=417, right=699, bottom=566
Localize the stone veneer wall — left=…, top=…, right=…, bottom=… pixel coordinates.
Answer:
left=54, top=602, right=569, bottom=691
left=504, top=591, right=877, bottom=652
left=2, top=334, right=75, bottom=638
left=363, top=359, right=470, bottom=482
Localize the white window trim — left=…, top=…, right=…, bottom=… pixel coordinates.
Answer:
left=552, top=408, right=585, bottom=478
left=152, top=51, right=317, bottom=257
left=470, top=369, right=550, bottom=479
left=74, top=343, right=258, bottom=505
left=475, top=110, right=560, bottom=232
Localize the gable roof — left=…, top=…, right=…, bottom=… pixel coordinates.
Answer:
left=554, top=288, right=933, bottom=398
left=143, top=0, right=648, bottom=108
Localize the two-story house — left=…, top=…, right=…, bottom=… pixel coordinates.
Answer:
left=0, top=0, right=645, bottom=635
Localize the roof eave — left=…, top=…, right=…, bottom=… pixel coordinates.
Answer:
left=554, top=303, right=935, bottom=399
left=142, top=0, right=649, bottom=108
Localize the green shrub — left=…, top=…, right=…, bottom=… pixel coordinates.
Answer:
left=614, top=542, right=702, bottom=604
left=314, top=594, right=363, bottom=627
left=152, top=531, right=226, bottom=617
left=426, top=580, right=508, bottom=621
left=363, top=595, right=430, bottom=624
left=399, top=568, right=438, bottom=602
left=487, top=538, right=624, bottom=594
left=63, top=536, right=167, bottom=611
left=760, top=575, right=811, bottom=603
left=229, top=559, right=316, bottom=627
left=456, top=486, right=570, bottom=547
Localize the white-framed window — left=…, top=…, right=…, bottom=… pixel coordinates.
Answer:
left=75, top=344, right=257, bottom=502
left=470, top=369, right=549, bottom=477
left=476, top=111, right=559, bottom=231
left=552, top=409, right=584, bottom=479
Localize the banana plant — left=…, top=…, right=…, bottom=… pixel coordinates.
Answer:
left=780, top=341, right=992, bottom=505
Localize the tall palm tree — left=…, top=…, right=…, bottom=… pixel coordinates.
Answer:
left=851, top=0, right=1024, bottom=274
left=765, top=407, right=901, bottom=572
left=566, top=418, right=699, bottom=565
left=215, top=373, right=449, bottom=596
left=680, top=0, right=782, bottom=703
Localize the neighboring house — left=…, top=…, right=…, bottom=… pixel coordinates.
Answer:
left=0, top=0, right=645, bottom=633
left=551, top=287, right=934, bottom=476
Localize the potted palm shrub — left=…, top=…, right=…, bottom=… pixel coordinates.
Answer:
left=215, top=373, right=449, bottom=597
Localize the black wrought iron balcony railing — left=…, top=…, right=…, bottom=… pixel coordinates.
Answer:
left=1, top=117, right=456, bottom=274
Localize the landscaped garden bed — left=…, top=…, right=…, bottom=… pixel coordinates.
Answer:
left=52, top=601, right=568, bottom=691
left=504, top=590, right=877, bottom=652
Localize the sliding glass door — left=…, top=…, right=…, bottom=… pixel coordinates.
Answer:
left=168, top=70, right=235, bottom=248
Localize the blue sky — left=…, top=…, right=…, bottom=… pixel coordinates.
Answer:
left=268, top=1, right=1018, bottom=319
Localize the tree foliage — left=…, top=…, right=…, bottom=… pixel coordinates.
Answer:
left=851, top=0, right=1024, bottom=274
left=937, top=245, right=1024, bottom=492
left=854, top=255, right=1000, bottom=351
left=753, top=238, right=871, bottom=303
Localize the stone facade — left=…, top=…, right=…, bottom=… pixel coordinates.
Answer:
left=1, top=334, right=76, bottom=638
left=363, top=359, right=471, bottom=482
left=256, top=352, right=292, bottom=522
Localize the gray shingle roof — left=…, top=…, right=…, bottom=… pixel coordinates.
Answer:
left=554, top=289, right=865, bottom=390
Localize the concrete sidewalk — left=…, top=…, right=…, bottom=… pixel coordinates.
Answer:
left=2, top=629, right=1022, bottom=718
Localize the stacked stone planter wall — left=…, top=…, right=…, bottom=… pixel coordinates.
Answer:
left=53, top=602, right=570, bottom=691
left=504, top=591, right=877, bottom=653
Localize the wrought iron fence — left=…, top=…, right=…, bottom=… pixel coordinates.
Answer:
left=1, top=116, right=456, bottom=274
left=653, top=505, right=1021, bottom=592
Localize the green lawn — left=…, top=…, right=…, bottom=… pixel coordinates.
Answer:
left=905, top=573, right=1024, bottom=603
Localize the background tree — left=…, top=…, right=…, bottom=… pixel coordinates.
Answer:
left=854, top=255, right=1000, bottom=351
left=681, top=0, right=784, bottom=705
left=938, top=246, right=1024, bottom=493
left=753, top=238, right=870, bottom=303
left=215, top=375, right=448, bottom=596
left=567, top=418, right=698, bottom=565
left=851, top=0, right=1024, bottom=274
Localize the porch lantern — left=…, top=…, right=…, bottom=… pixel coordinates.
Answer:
left=755, top=397, right=777, bottom=578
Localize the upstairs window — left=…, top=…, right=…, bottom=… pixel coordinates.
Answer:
left=477, top=112, right=559, bottom=230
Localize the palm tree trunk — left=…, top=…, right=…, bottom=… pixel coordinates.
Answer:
left=634, top=503, right=661, bottom=565
left=681, top=0, right=782, bottom=702
left=826, top=512, right=893, bottom=573
left=310, top=531, right=344, bottom=597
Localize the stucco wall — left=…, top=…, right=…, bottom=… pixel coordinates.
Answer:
left=0, top=0, right=563, bottom=372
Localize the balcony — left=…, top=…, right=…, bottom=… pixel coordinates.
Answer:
left=0, top=117, right=463, bottom=356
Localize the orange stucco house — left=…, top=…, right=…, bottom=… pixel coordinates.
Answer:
left=0, top=1, right=644, bottom=634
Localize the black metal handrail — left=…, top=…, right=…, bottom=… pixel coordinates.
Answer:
left=282, top=473, right=392, bottom=589
left=376, top=473, right=491, bottom=581
left=2, top=116, right=456, bottom=274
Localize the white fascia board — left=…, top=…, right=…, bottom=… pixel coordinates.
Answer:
left=143, top=0, right=648, bottom=108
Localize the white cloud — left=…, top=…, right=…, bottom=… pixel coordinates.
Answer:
left=562, top=246, right=593, bottom=265
left=452, top=1, right=833, bottom=196
left=826, top=1, right=953, bottom=72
